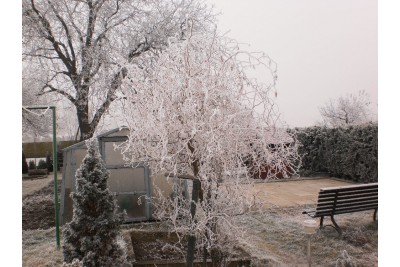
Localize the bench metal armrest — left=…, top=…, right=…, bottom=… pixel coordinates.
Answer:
left=302, top=208, right=316, bottom=217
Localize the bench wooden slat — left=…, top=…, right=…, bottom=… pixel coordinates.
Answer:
left=316, top=204, right=377, bottom=214
left=315, top=205, right=378, bottom=216
left=319, top=188, right=377, bottom=197
left=316, top=196, right=378, bottom=208
left=320, top=183, right=378, bottom=192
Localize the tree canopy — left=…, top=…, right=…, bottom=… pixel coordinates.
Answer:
left=319, top=90, right=373, bottom=127
left=23, top=0, right=216, bottom=140
left=119, top=31, right=300, bottom=264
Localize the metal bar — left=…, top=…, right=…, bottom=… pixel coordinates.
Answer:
left=330, top=215, right=342, bottom=235
left=186, top=179, right=201, bottom=267
left=307, top=234, right=311, bottom=267
left=165, top=173, right=197, bottom=180
left=23, top=105, right=54, bottom=110
left=24, top=106, right=60, bottom=249
left=52, top=107, right=60, bottom=249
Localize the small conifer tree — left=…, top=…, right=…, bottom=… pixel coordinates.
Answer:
left=22, top=152, right=29, bottom=174
left=37, top=159, right=47, bottom=169
left=46, top=152, right=53, bottom=172
left=62, top=138, right=127, bottom=266
left=28, top=160, right=36, bottom=170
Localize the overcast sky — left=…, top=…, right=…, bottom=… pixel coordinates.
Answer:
left=207, top=0, right=378, bottom=127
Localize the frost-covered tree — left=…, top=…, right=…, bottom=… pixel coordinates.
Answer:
left=120, top=30, right=300, bottom=265
left=319, top=90, right=373, bottom=127
left=62, top=138, right=127, bottom=266
left=22, top=65, right=53, bottom=138
left=22, top=0, right=216, bottom=141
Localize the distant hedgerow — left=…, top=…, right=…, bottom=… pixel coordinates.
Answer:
left=293, top=123, right=377, bottom=182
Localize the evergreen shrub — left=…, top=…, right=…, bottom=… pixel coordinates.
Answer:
left=46, top=153, right=53, bottom=172
left=23, top=152, right=29, bottom=174
left=62, top=138, right=127, bottom=266
left=37, top=159, right=47, bottom=169
left=28, top=160, right=36, bottom=170
left=294, top=123, right=377, bottom=182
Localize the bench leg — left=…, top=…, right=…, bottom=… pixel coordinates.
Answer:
left=373, top=208, right=378, bottom=221
left=330, top=215, right=343, bottom=235
left=319, top=216, right=324, bottom=228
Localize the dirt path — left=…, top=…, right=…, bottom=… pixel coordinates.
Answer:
left=22, top=173, right=60, bottom=198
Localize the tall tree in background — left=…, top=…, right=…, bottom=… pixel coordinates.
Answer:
left=120, top=31, right=300, bottom=265
left=22, top=64, right=53, bottom=138
left=319, top=90, right=373, bottom=127
left=22, top=0, right=216, bottom=141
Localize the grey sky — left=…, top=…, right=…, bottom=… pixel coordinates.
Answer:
left=207, top=0, right=378, bottom=127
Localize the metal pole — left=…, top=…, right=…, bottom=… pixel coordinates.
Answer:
left=23, top=105, right=60, bottom=249
left=52, top=107, right=60, bottom=249
left=307, top=234, right=311, bottom=267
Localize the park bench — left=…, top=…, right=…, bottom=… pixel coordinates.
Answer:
left=302, top=182, right=378, bottom=235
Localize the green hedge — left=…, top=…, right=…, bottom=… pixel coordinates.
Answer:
left=293, top=123, right=378, bottom=183
left=22, top=140, right=79, bottom=158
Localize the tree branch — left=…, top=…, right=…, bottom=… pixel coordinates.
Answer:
left=48, top=1, right=76, bottom=68
left=29, top=0, right=75, bottom=74
left=89, top=68, right=127, bottom=129
left=40, top=84, right=76, bottom=105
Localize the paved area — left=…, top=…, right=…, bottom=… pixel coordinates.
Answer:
left=252, top=178, right=353, bottom=209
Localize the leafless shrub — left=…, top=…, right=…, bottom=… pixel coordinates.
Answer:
left=335, top=250, right=356, bottom=267
left=342, top=226, right=371, bottom=247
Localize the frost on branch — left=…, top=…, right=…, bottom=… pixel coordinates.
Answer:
left=319, top=90, right=374, bottom=127
left=62, top=138, right=127, bottom=266
left=23, top=0, right=217, bottom=140
left=120, top=32, right=300, bottom=261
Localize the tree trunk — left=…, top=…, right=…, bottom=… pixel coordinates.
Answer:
left=76, top=102, right=94, bottom=141
left=187, top=179, right=201, bottom=267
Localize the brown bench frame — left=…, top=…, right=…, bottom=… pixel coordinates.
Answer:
left=302, top=183, right=378, bottom=235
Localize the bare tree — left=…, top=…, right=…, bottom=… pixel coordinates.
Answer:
left=319, top=90, right=373, bottom=127
left=22, top=0, right=216, bottom=140
left=22, top=64, right=52, bottom=138
left=119, top=31, right=300, bottom=265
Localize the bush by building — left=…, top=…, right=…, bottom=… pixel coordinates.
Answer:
left=28, top=160, right=36, bottom=170
left=23, top=152, right=29, bottom=174
left=46, top=153, right=53, bottom=172
left=37, top=159, right=47, bottom=170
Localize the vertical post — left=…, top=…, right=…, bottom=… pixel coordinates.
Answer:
left=24, top=105, right=60, bottom=249
left=52, top=107, right=60, bottom=249
left=187, top=179, right=201, bottom=267
left=307, top=234, right=311, bottom=267
left=304, top=219, right=317, bottom=267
